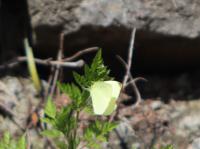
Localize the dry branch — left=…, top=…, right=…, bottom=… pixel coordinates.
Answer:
left=0, top=47, right=99, bottom=71
left=117, top=55, right=146, bottom=105
left=0, top=57, right=84, bottom=70
left=117, top=28, right=147, bottom=107
left=64, top=47, right=99, bottom=61
left=123, top=28, right=136, bottom=86
left=49, top=33, right=65, bottom=97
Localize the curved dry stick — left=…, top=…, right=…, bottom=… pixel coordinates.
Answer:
left=123, top=28, right=136, bottom=86
left=64, top=47, right=99, bottom=61
left=116, top=55, right=147, bottom=105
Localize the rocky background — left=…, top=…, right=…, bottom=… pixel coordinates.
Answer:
left=1, top=0, right=200, bottom=72
left=1, top=76, right=200, bottom=149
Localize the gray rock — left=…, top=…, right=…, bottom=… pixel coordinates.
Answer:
left=109, top=121, right=141, bottom=149
left=28, top=0, right=200, bottom=38
left=26, top=0, right=200, bottom=72
left=191, top=137, right=200, bottom=149
left=0, top=76, right=44, bottom=148
left=0, top=76, right=40, bottom=133
left=116, top=121, right=136, bottom=140
left=2, top=0, right=200, bottom=71
left=180, top=115, right=200, bottom=131
left=131, top=142, right=141, bottom=149
left=150, top=100, right=163, bottom=110
left=174, top=104, right=200, bottom=137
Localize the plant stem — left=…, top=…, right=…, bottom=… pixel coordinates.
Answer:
left=74, top=111, right=79, bottom=141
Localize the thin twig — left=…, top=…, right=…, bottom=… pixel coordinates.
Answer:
left=117, top=28, right=146, bottom=106
left=60, top=33, right=64, bottom=54
left=64, top=47, right=99, bottom=61
left=26, top=130, right=31, bottom=149
left=18, top=57, right=84, bottom=68
left=49, top=33, right=64, bottom=97
left=123, top=28, right=136, bottom=86
left=124, top=77, right=147, bottom=88
left=44, top=137, right=57, bottom=149
left=0, top=46, right=98, bottom=70
left=117, top=55, right=147, bottom=86
left=117, top=55, right=146, bottom=106
left=109, top=28, right=137, bottom=122
left=0, top=57, right=84, bottom=70
left=45, top=67, right=54, bottom=98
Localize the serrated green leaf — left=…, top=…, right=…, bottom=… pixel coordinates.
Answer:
left=72, top=49, right=111, bottom=89
left=58, top=82, right=88, bottom=110
left=161, top=145, right=174, bottom=149
left=103, top=122, right=118, bottom=132
left=3, top=132, right=10, bottom=145
left=55, top=140, right=68, bottom=149
left=0, top=132, right=27, bottom=149
left=83, top=106, right=93, bottom=114
left=45, top=97, right=56, bottom=119
left=91, top=50, right=102, bottom=70
left=41, top=117, right=55, bottom=126
left=84, top=64, right=90, bottom=76
left=55, top=106, right=74, bottom=133
left=83, top=120, right=117, bottom=148
left=41, top=129, right=63, bottom=138
left=58, top=82, right=81, bottom=101
left=73, top=71, right=85, bottom=87
left=16, top=135, right=26, bottom=149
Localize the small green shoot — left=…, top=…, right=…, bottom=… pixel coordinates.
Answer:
left=0, top=132, right=26, bottom=149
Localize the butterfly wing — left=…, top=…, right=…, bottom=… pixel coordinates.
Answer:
left=105, top=81, right=122, bottom=99
left=90, top=81, right=112, bottom=115
left=103, top=81, right=122, bottom=115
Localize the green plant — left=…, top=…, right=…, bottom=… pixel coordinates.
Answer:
left=151, top=144, right=174, bottom=149
left=0, top=132, right=26, bottom=149
left=160, top=144, right=174, bottom=149
left=41, top=50, right=118, bottom=149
